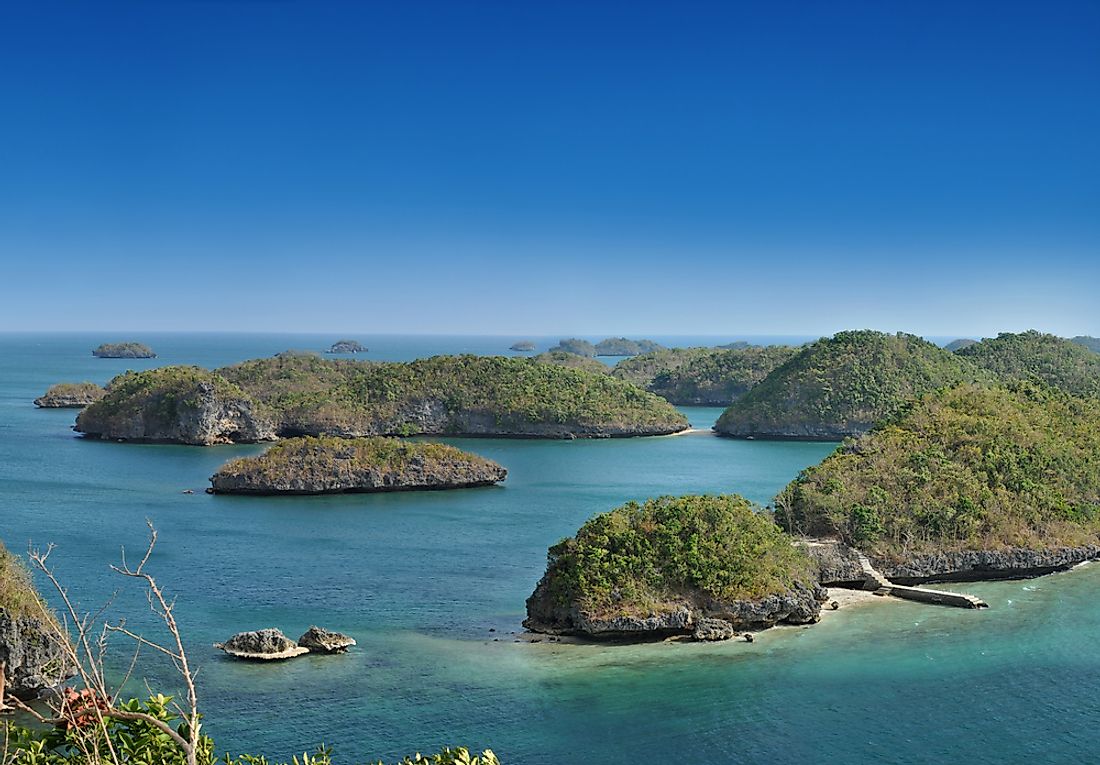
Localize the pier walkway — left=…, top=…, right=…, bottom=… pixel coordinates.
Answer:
left=857, top=553, right=987, bottom=609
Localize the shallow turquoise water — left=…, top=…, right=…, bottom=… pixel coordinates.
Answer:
left=2, top=333, right=1095, bottom=764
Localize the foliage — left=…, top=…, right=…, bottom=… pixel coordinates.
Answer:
left=548, top=338, right=596, bottom=357
left=957, top=330, right=1100, bottom=397
left=2, top=696, right=498, bottom=765
left=0, top=542, right=53, bottom=622
left=91, top=343, right=155, bottom=359
left=613, top=346, right=798, bottom=405
left=775, top=382, right=1100, bottom=560
left=943, top=338, right=977, bottom=352
left=530, top=351, right=609, bottom=375
left=592, top=338, right=663, bottom=356
left=715, top=330, right=988, bottom=438
left=1070, top=336, right=1100, bottom=354
left=543, top=495, right=817, bottom=618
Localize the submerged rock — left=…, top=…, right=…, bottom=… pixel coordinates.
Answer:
left=34, top=382, right=106, bottom=408
left=297, top=626, right=356, bottom=654
left=214, top=629, right=309, bottom=660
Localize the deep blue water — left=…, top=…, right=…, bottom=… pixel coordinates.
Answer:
left=1, top=333, right=1094, bottom=764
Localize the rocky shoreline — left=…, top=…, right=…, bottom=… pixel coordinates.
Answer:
left=34, top=382, right=106, bottom=408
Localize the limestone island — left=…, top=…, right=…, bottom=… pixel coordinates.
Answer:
left=714, top=330, right=987, bottom=440
left=778, top=381, right=1100, bottom=583
left=549, top=338, right=596, bottom=357
left=956, top=330, right=1100, bottom=398
left=0, top=541, right=77, bottom=698
left=74, top=355, right=688, bottom=444
left=326, top=339, right=367, bottom=354
left=1070, top=335, right=1100, bottom=354
left=209, top=436, right=506, bottom=495
left=524, top=494, right=825, bottom=641
left=593, top=337, right=664, bottom=356
left=215, top=626, right=356, bottom=660
left=92, top=342, right=156, bottom=359
left=509, top=341, right=537, bottom=352
left=613, top=345, right=797, bottom=406
left=34, top=381, right=106, bottom=408
left=944, top=338, right=977, bottom=352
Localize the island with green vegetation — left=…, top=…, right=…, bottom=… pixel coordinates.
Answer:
left=593, top=337, right=664, bottom=356
left=210, top=436, right=507, bottom=494
left=775, top=382, right=1100, bottom=583
left=326, top=339, right=367, bottom=354
left=714, top=330, right=986, bottom=440
left=613, top=345, right=797, bottom=405
left=944, top=338, right=977, bottom=352
left=509, top=340, right=537, bottom=352
left=75, top=355, right=689, bottom=444
left=1070, top=335, right=1100, bottom=354
left=532, top=350, right=610, bottom=375
left=92, top=341, right=156, bottom=359
left=0, top=540, right=76, bottom=698
left=550, top=338, right=596, bottom=357
left=33, top=381, right=106, bottom=408
left=957, top=330, right=1100, bottom=397
left=524, top=494, right=825, bottom=640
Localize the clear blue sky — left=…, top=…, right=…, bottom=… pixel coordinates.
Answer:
left=2, top=1, right=1097, bottom=336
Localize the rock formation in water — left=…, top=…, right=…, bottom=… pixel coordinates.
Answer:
left=92, top=342, right=156, bottom=359
left=34, top=382, right=106, bottom=408
left=326, top=340, right=367, bottom=354
left=509, top=341, right=536, bottom=352
left=76, top=355, right=688, bottom=443
left=209, top=436, right=506, bottom=495
left=297, top=626, right=356, bottom=654
left=214, top=629, right=309, bottom=660
left=524, top=495, right=825, bottom=641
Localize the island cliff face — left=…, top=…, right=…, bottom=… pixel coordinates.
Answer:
left=210, top=436, right=506, bottom=494
left=0, top=543, right=76, bottom=698
left=715, top=331, right=986, bottom=439
left=34, top=382, right=106, bottom=408
left=76, top=355, right=688, bottom=444
left=524, top=495, right=824, bottom=640
left=778, top=382, right=1100, bottom=583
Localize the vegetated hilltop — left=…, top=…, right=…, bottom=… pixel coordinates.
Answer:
left=944, top=338, right=977, bottom=352
left=550, top=338, right=596, bottom=357
left=92, top=342, right=156, bottom=359
left=1069, top=336, right=1100, bottom=354
left=957, top=330, right=1100, bottom=397
left=532, top=350, right=610, bottom=375
left=715, top=330, right=986, bottom=440
left=0, top=540, right=76, bottom=697
left=76, top=355, right=688, bottom=444
left=613, top=346, right=798, bottom=405
left=209, top=436, right=506, bottom=494
left=593, top=337, right=664, bottom=356
left=34, top=381, right=106, bottom=408
left=525, top=494, right=823, bottom=640
left=776, top=382, right=1100, bottom=582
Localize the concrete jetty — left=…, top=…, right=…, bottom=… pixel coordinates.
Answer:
left=857, top=553, right=987, bottom=609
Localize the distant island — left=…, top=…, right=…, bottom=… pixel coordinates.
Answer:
left=75, top=355, right=688, bottom=444
left=957, top=330, right=1100, bottom=398
left=34, top=381, right=106, bottom=408
left=714, top=330, right=986, bottom=439
left=1070, top=335, right=1100, bottom=354
left=92, top=342, right=156, bottom=359
left=593, top=337, right=664, bottom=356
left=326, top=340, right=367, bottom=354
left=612, top=345, right=797, bottom=406
left=509, top=341, right=537, bottom=352
left=944, top=338, right=977, bottom=351
left=209, top=436, right=506, bottom=495
left=777, top=381, right=1100, bottom=582
left=525, top=494, right=823, bottom=640
left=550, top=338, right=596, bottom=357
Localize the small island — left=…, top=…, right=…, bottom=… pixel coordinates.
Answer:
left=525, top=494, right=824, bottom=641
left=593, top=337, right=664, bottom=356
left=209, top=436, right=507, bottom=495
left=326, top=339, right=367, bottom=354
left=1070, top=335, right=1100, bottom=354
left=944, top=338, right=977, bottom=352
left=550, top=338, right=597, bottom=357
left=34, top=381, right=106, bottom=408
left=92, top=342, right=156, bottom=359
left=509, top=341, right=537, bottom=352
left=956, top=330, right=1100, bottom=398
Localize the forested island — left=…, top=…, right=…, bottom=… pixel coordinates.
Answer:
left=509, top=341, right=537, bottom=352
left=210, top=436, right=507, bottom=494
left=612, top=345, right=797, bottom=405
left=714, top=331, right=986, bottom=439
left=74, top=355, right=688, bottom=444
left=525, top=494, right=824, bottom=640
left=593, top=337, right=663, bottom=356
left=1070, top=336, right=1100, bottom=353
left=550, top=338, right=596, bottom=356
left=92, top=342, right=156, bottom=359
left=956, top=330, right=1100, bottom=398
left=326, top=340, right=367, bottom=354
left=944, top=338, right=977, bottom=351
left=33, top=381, right=106, bottom=408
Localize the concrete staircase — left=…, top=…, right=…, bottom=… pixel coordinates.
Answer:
left=857, top=553, right=987, bottom=610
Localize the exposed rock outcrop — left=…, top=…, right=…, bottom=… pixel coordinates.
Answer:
left=0, top=610, right=76, bottom=699
left=34, top=382, right=106, bottom=409
left=209, top=436, right=506, bottom=495
left=297, top=626, right=356, bottom=654
left=214, top=629, right=309, bottom=660
left=692, top=617, right=737, bottom=642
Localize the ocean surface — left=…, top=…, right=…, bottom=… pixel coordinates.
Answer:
left=1, top=333, right=1095, bottom=764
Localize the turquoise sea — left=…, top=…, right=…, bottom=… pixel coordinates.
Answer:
left=2, top=334, right=1096, bottom=764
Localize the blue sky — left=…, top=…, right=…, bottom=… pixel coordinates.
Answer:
left=2, top=1, right=1097, bottom=336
